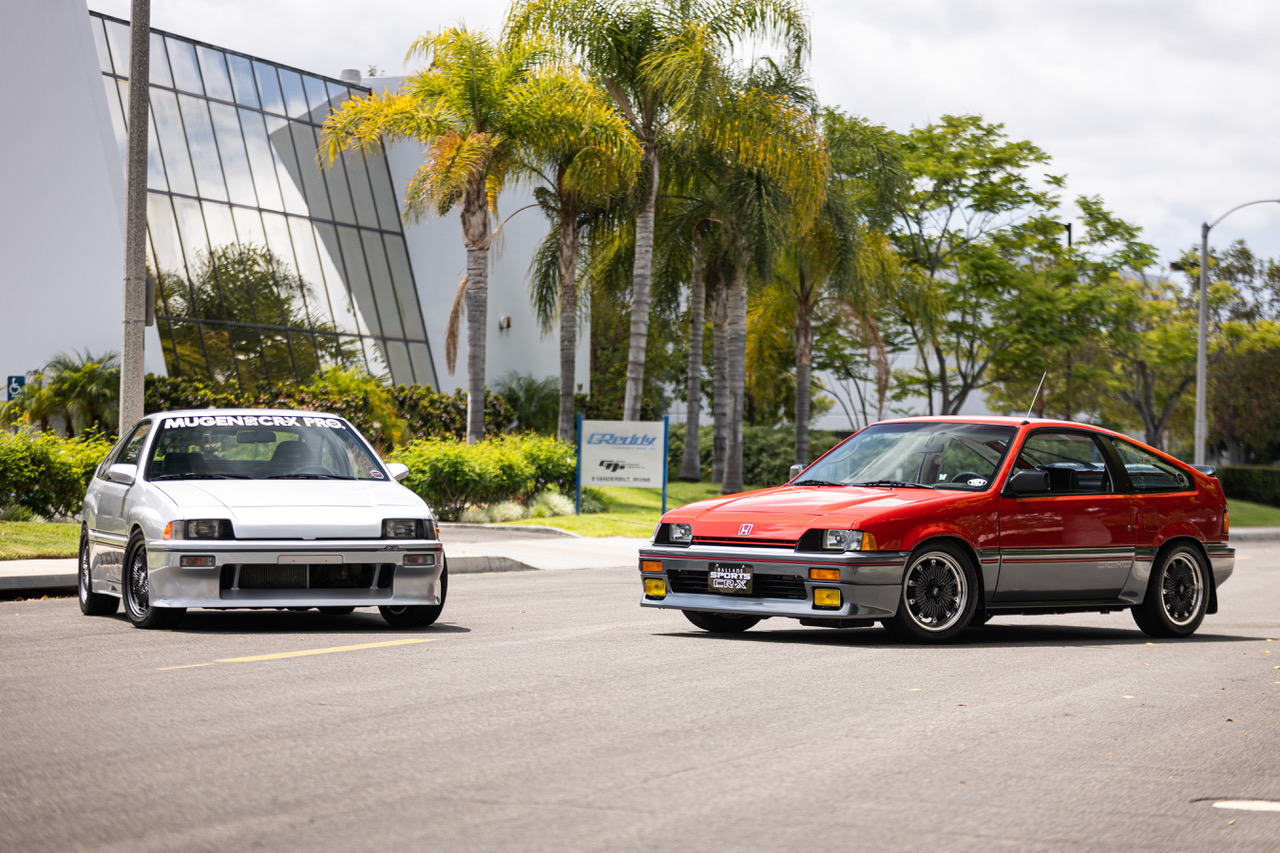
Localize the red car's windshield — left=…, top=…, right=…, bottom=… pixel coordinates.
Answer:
left=796, top=422, right=1017, bottom=490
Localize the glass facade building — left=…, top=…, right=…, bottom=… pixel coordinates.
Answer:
left=90, top=12, right=437, bottom=391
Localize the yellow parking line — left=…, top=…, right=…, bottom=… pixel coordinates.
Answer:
left=157, top=663, right=215, bottom=671
left=217, top=638, right=433, bottom=663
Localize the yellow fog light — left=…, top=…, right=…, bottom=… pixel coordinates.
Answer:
left=809, top=567, right=841, bottom=581
left=644, top=578, right=667, bottom=598
left=641, top=560, right=662, bottom=572
left=814, top=588, right=842, bottom=608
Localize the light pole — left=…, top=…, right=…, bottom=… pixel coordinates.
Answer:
left=1194, top=199, right=1280, bottom=465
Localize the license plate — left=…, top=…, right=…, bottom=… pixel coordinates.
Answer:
left=708, top=563, right=753, bottom=594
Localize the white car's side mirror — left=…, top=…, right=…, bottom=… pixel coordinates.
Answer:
left=107, top=463, right=137, bottom=486
left=385, top=462, right=410, bottom=482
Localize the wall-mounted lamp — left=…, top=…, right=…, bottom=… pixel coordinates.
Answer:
left=497, top=316, right=512, bottom=331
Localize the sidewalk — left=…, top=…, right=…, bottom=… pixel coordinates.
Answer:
left=0, top=523, right=647, bottom=594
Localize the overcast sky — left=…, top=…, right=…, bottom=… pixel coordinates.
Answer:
left=90, top=0, right=1280, bottom=270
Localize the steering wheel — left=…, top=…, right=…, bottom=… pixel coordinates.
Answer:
left=293, top=465, right=338, bottom=477
left=947, top=472, right=985, bottom=485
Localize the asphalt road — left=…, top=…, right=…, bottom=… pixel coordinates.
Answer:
left=2, top=545, right=1278, bottom=852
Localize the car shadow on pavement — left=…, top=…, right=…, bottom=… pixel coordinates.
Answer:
left=657, top=623, right=1258, bottom=648
left=132, top=609, right=470, bottom=635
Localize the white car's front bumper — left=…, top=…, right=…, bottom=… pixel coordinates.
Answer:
left=146, top=538, right=445, bottom=609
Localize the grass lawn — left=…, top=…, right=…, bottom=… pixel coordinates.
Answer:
left=499, top=481, right=750, bottom=538
left=0, top=521, right=80, bottom=561
left=1227, top=497, right=1280, bottom=527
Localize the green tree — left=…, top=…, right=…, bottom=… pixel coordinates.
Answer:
left=518, top=68, right=642, bottom=443
left=1, top=350, right=120, bottom=436
left=505, top=0, right=811, bottom=422
left=321, top=29, right=560, bottom=443
left=887, top=115, right=1062, bottom=415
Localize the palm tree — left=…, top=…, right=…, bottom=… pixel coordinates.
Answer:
left=321, top=29, right=558, bottom=443
left=505, top=0, right=810, bottom=422
left=520, top=70, right=641, bottom=443
left=0, top=350, right=120, bottom=436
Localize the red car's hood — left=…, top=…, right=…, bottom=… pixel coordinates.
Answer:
left=668, top=485, right=964, bottom=540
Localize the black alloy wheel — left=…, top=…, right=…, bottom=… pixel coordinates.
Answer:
left=885, top=542, right=979, bottom=643
left=1133, top=544, right=1208, bottom=638
left=122, top=538, right=185, bottom=629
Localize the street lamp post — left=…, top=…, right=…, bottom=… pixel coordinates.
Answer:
left=1194, top=199, right=1280, bottom=465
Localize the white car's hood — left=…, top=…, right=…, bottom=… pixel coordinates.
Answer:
left=152, top=480, right=427, bottom=539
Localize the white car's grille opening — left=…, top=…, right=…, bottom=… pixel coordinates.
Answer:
left=220, top=563, right=394, bottom=591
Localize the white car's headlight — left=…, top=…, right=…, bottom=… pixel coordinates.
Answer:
left=164, top=519, right=234, bottom=540
left=383, top=518, right=427, bottom=539
left=667, top=523, right=693, bottom=544
left=821, top=529, right=875, bottom=551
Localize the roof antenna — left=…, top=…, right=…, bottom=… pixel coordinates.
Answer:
left=1024, top=372, right=1047, bottom=419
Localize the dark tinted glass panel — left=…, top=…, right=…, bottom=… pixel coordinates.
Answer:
left=285, top=123, right=329, bottom=218
left=149, top=32, right=173, bottom=88
left=340, top=336, right=371, bottom=373
left=225, top=54, right=260, bottom=108
left=258, top=327, right=295, bottom=388
left=302, top=75, right=331, bottom=113
left=361, top=231, right=403, bottom=337
left=166, top=38, right=204, bottom=94
left=208, top=103, right=255, bottom=206
left=254, top=61, right=285, bottom=114
left=197, top=46, right=233, bottom=101
left=323, top=144, right=357, bottom=224
left=142, top=91, right=168, bottom=191
left=164, top=319, right=209, bottom=380
left=289, top=330, right=322, bottom=377
left=384, top=236, right=426, bottom=339
left=157, top=318, right=183, bottom=376
left=239, top=109, right=284, bottom=211
left=103, top=21, right=130, bottom=79
left=269, top=116, right=311, bottom=215
left=151, top=89, right=197, bottom=195
left=366, top=154, right=400, bottom=230
left=171, top=196, right=220, bottom=321
left=345, top=157, right=379, bottom=228
left=92, top=17, right=113, bottom=74
left=178, top=94, right=227, bottom=201
left=278, top=69, right=309, bottom=119
left=383, top=340, right=413, bottom=386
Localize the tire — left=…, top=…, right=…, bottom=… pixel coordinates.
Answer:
left=885, top=542, right=979, bottom=643
left=122, top=537, right=185, bottom=630
left=682, top=610, right=761, bottom=633
left=318, top=606, right=356, bottom=616
left=379, top=564, right=447, bottom=628
left=78, top=533, right=118, bottom=616
left=1132, top=544, right=1208, bottom=638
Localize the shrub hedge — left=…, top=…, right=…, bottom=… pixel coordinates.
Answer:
left=388, top=435, right=576, bottom=521
left=1217, top=466, right=1280, bottom=507
left=666, top=425, right=847, bottom=488
left=0, top=430, right=114, bottom=519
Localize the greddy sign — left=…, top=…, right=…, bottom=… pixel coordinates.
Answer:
left=576, top=416, right=670, bottom=513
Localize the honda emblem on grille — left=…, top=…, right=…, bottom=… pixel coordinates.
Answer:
left=738, top=523, right=753, bottom=536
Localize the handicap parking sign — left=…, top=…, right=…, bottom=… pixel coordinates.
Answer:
left=7, top=375, right=25, bottom=401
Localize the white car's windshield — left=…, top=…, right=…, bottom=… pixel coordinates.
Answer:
left=144, top=414, right=387, bottom=481
left=796, top=422, right=1017, bottom=490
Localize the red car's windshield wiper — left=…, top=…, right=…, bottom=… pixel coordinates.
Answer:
left=792, top=479, right=847, bottom=487
left=847, top=480, right=934, bottom=489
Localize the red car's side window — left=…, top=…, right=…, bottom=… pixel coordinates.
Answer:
left=1106, top=438, right=1193, bottom=493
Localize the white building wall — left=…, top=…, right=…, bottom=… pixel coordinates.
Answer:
left=0, top=0, right=165, bottom=386
left=367, top=76, right=590, bottom=397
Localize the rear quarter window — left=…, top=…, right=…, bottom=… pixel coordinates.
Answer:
left=1108, top=438, right=1193, bottom=493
